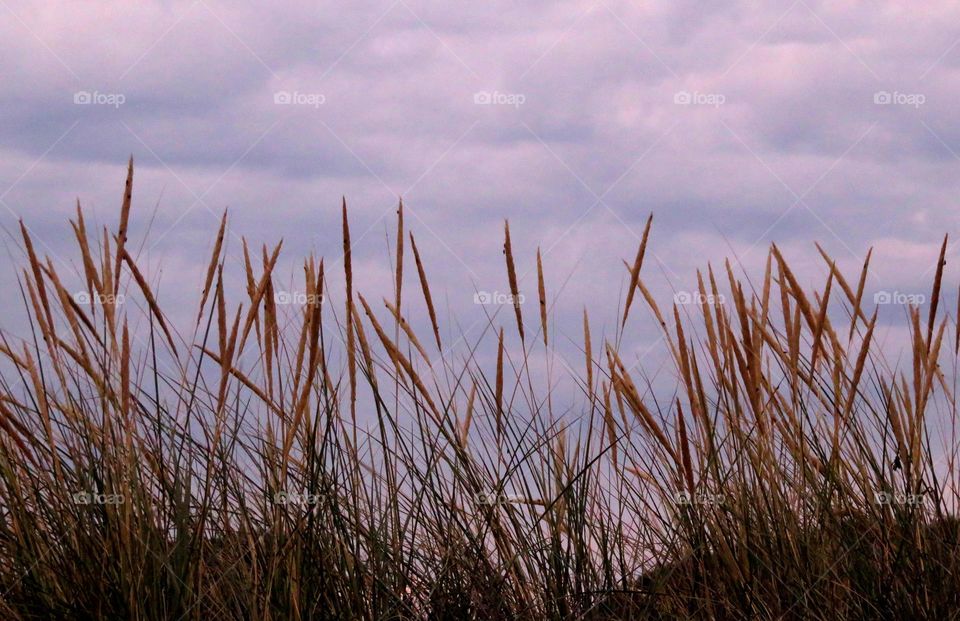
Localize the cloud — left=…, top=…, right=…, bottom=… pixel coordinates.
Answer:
left=1, top=0, right=958, bottom=369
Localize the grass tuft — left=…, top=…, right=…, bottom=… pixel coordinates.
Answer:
left=0, top=167, right=957, bottom=619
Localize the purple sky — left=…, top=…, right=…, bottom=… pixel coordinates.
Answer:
left=2, top=0, right=959, bottom=384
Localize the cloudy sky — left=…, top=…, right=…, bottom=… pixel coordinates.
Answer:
left=2, top=0, right=959, bottom=384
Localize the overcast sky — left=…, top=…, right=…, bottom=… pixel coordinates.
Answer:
left=2, top=1, right=959, bottom=389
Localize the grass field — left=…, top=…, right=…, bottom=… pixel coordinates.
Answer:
left=0, top=162, right=957, bottom=619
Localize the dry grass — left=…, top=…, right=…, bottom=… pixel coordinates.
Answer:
left=0, top=164, right=957, bottom=619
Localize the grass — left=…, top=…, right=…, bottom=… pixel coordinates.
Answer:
left=0, top=161, right=957, bottom=619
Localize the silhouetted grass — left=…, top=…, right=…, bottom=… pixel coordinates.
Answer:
left=0, top=162, right=957, bottom=619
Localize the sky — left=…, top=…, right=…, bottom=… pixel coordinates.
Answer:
left=1, top=0, right=959, bottom=395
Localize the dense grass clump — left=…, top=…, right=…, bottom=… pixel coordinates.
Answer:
left=0, top=162, right=957, bottom=619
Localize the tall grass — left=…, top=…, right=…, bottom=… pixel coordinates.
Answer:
left=0, top=163, right=957, bottom=619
